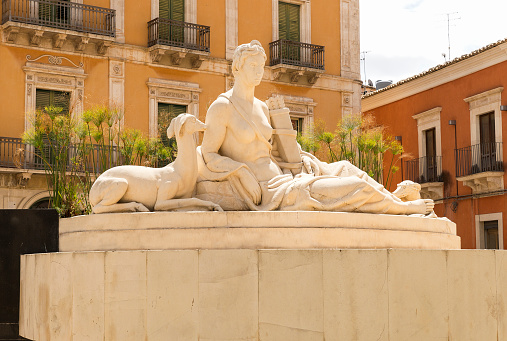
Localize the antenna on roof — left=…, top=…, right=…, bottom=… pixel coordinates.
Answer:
left=360, top=51, right=371, bottom=84
left=445, top=12, right=460, bottom=61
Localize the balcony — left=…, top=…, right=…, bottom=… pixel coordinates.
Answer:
left=1, top=0, right=115, bottom=54
left=404, top=156, right=443, bottom=200
left=455, top=142, right=504, bottom=194
left=147, top=18, right=210, bottom=68
left=269, top=39, right=325, bottom=85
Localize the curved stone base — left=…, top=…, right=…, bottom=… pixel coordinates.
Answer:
left=19, top=249, right=507, bottom=340
left=60, top=211, right=460, bottom=251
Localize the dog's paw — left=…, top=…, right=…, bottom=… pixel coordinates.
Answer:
left=212, top=204, right=224, bottom=212
left=135, top=204, right=150, bottom=212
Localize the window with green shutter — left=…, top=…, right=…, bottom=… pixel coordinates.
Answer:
left=279, top=2, right=300, bottom=42
left=159, top=0, right=185, bottom=43
left=39, top=0, right=70, bottom=26
left=36, top=89, right=71, bottom=115
left=35, top=89, right=71, bottom=167
left=279, top=2, right=300, bottom=63
left=158, top=103, right=186, bottom=165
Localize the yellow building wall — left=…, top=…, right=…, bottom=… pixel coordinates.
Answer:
left=0, top=45, right=36, bottom=138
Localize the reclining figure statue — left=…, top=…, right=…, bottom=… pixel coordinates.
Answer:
left=89, top=40, right=434, bottom=216
left=195, top=40, right=434, bottom=215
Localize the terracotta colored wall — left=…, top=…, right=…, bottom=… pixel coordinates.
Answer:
left=365, top=60, right=507, bottom=249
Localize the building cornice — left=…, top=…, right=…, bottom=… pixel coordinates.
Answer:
left=362, top=40, right=507, bottom=112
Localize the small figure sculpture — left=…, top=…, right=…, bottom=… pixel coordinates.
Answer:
left=89, top=114, right=222, bottom=213
left=196, top=40, right=434, bottom=215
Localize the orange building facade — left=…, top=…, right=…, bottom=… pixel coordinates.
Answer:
left=363, top=39, right=507, bottom=250
left=0, top=0, right=361, bottom=209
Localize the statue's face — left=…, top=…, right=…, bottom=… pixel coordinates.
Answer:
left=239, top=53, right=265, bottom=86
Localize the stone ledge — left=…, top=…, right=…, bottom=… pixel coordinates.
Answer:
left=59, top=211, right=459, bottom=251
left=457, top=171, right=504, bottom=194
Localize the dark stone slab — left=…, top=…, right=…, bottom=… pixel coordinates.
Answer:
left=0, top=209, right=59, bottom=340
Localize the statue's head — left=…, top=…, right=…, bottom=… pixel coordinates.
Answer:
left=232, top=40, right=267, bottom=81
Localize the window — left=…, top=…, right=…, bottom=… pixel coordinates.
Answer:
left=279, top=2, right=300, bottom=42
left=479, top=112, right=498, bottom=172
left=159, top=0, right=185, bottom=43
left=291, top=117, right=303, bottom=134
left=39, top=0, right=70, bottom=26
left=272, top=0, right=310, bottom=44
left=476, top=213, right=504, bottom=249
left=35, top=89, right=71, bottom=167
left=158, top=103, right=186, bottom=148
left=424, top=128, right=438, bottom=182
left=36, top=89, right=71, bottom=114
left=484, top=220, right=499, bottom=249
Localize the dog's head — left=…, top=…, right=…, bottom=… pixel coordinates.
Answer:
left=167, top=113, right=207, bottom=139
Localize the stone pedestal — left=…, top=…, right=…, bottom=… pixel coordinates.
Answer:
left=19, top=249, right=507, bottom=340
left=21, top=211, right=497, bottom=340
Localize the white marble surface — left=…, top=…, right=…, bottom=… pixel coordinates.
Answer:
left=59, top=211, right=460, bottom=251
left=19, top=249, right=507, bottom=341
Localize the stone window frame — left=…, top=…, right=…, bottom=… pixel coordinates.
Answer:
left=412, top=107, right=442, bottom=161
left=147, top=78, right=201, bottom=139
left=276, top=94, right=316, bottom=133
left=272, top=0, right=311, bottom=44
left=464, top=87, right=503, bottom=146
left=475, top=212, right=504, bottom=250
left=151, top=0, right=197, bottom=23
left=23, top=60, right=86, bottom=132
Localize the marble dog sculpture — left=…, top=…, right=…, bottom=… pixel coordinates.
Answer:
left=89, top=113, right=223, bottom=213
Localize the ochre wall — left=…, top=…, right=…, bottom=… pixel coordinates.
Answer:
left=0, top=45, right=27, bottom=138
left=365, top=60, right=507, bottom=249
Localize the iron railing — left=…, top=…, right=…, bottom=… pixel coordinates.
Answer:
left=0, top=137, right=172, bottom=173
left=2, top=0, right=115, bottom=37
left=455, top=142, right=503, bottom=177
left=404, top=156, right=442, bottom=184
left=269, top=39, right=325, bottom=70
left=148, top=17, right=210, bottom=52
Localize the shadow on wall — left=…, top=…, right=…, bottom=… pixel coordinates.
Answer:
left=0, top=209, right=59, bottom=340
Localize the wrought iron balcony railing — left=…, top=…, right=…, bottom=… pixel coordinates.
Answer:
left=0, top=137, right=171, bottom=174
left=2, top=0, right=115, bottom=37
left=147, top=17, right=210, bottom=52
left=269, top=39, right=325, bottom=70
left=405, top=156, right=443, bottom=184
left=455, top=142, right=504, bottom=177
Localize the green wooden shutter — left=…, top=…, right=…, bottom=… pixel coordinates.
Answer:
left=158, top=103, right=187, bottom=147
left=39, top=0, right=69, bottom=24
left=159, top=0, right=184, bottom=20
left=158, top=103, right=186, bottom=166
left=279, top=2, right=300, bottom=42
left=36, top=89, right=71, bottom=115
left=36, top=89, right=51, bottom=111
left=159, top=0, right=185, bottom=43
left=159, top=0, right=170, bottom=19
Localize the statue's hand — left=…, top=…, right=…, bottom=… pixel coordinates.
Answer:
left=302, top=155, right=318, bottom=175
left=237, top=168, right=262, bottom=205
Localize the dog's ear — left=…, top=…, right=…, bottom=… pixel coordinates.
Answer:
left=178, top=114, right=192, bottom=138
left=167, top=117, right=177, bottom=139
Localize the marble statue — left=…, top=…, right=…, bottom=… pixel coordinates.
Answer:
left=195, top=40, right=435, bottom=215
left=89, top=40, right=434, bottom=216
left=89, top=113, right=222, bottom=213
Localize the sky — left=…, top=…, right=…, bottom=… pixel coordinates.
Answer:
left=360, top=0, right=507, bottom=85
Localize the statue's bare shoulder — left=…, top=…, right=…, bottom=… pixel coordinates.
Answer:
left=205, top=94, right=233, bottom=125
